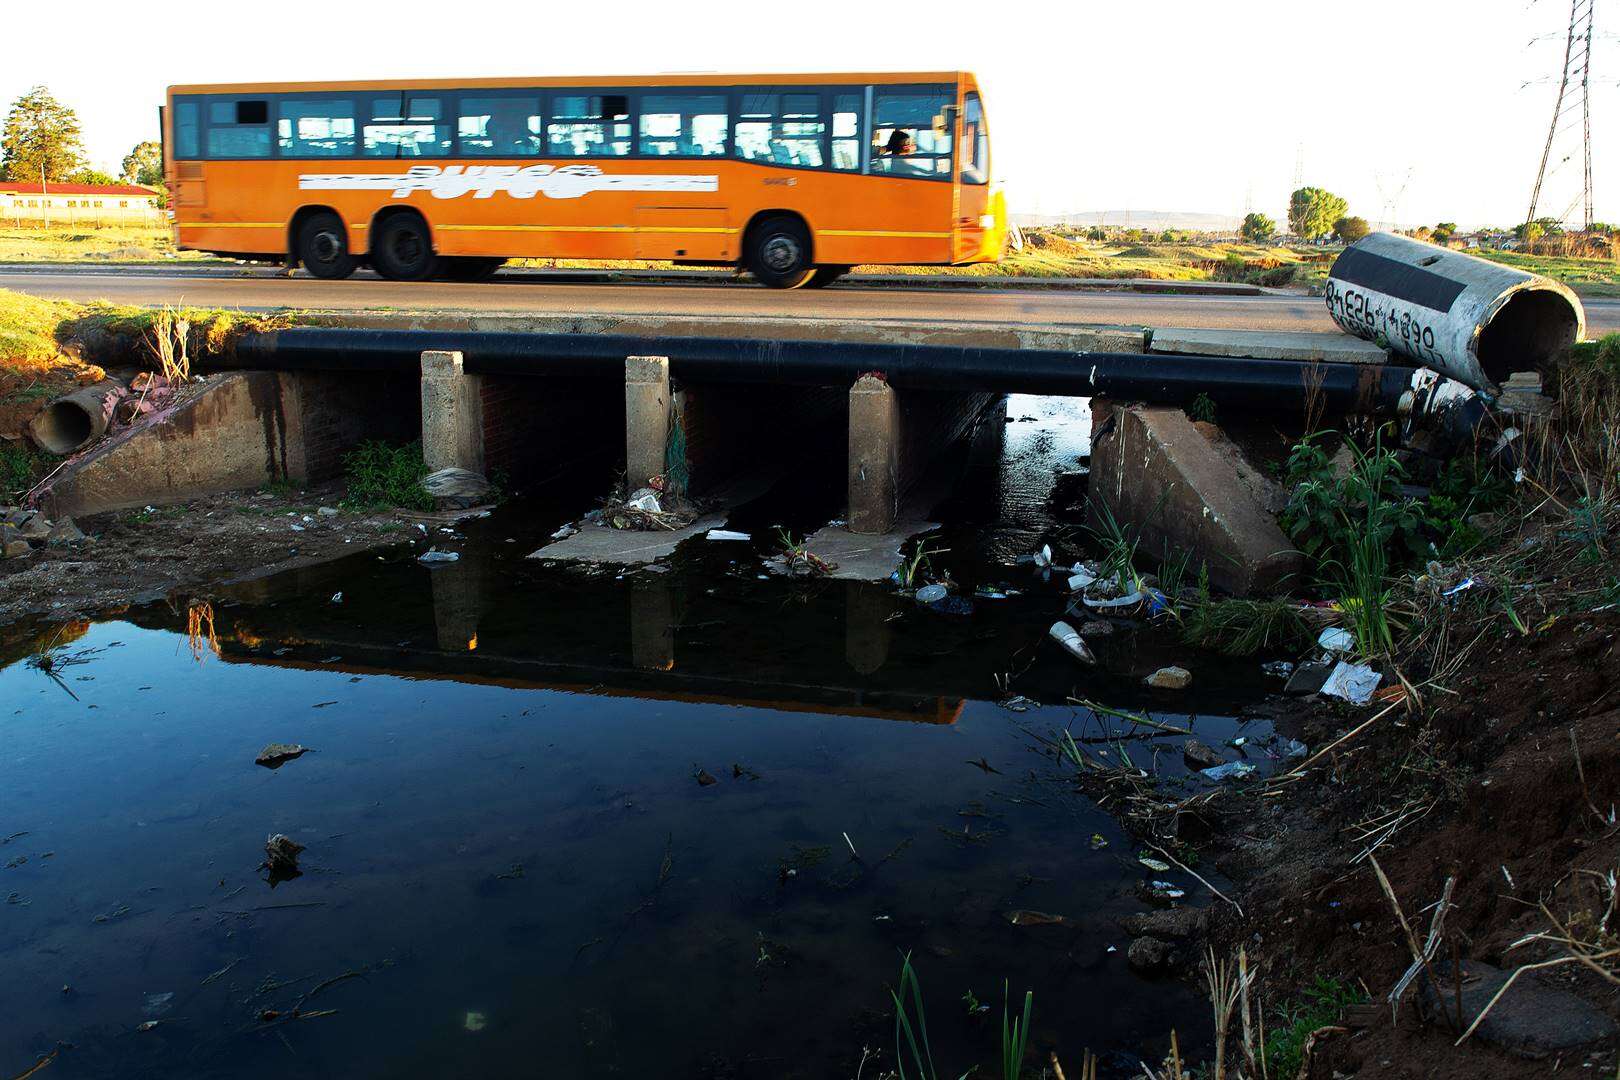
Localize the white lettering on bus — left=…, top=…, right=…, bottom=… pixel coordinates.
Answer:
left=297, top=164, right=719, bottom=201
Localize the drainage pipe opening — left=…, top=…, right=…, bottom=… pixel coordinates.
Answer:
left=26, top=381, right=120, bottom=455
left=1477, top=287, right=1582, bottom=385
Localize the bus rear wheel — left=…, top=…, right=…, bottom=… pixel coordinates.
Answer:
left=745, top=216, right=814, bottom=289
left=371, top=215, right=438, bottom=281
left=804, top=265, right=850, bottom=288
left=438, top=257, right=506, bottom=282
left=296, top=212, right=355, bottom=280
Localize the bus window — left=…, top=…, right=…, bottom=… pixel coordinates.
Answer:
left=638, top=94, right=727, bottom=157
left=961, top=92, right=987, bottom=185
left=278, top=99, right=357, bottom=157
left=173, top=99, right=200, bottom=159
left=870, top=88, right=952, bottom=179
left=206, top=99, right=271, bottom=158
left=734, top=92, right=824, bottom=168
left=458, top=95, right=543, bottom=157
left=547, top=95, right=631, bottom=157
left=363, top=95, right=451, bottom=158
left=831, top=92, right=862, bottom=171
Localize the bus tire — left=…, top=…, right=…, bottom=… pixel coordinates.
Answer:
left=804, top=265, right=850, bottom=288
left=371, top=213, right=438, bottom=281
left=296, top=212, right=355, bottom=280
left=438, top=257, right=505, bottom=282
left=745, top=215, right=814, bottom=289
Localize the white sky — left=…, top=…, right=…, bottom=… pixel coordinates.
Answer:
left=4, top=0, right=1612, bottom=229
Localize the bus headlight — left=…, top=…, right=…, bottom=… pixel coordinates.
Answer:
left=978, top=214, right=996, bottom=229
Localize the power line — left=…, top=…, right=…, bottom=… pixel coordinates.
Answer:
left=1526, top=0, right=1597, bottom=228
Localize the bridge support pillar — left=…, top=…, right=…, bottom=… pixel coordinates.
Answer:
left=420, top=350, right=485, bottom=474
left=625, top=355, right=673, bottom=492
left=848, top=376, right=996, bottom=535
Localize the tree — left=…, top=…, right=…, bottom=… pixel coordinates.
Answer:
left=1240, top=212, right=1276, bottom=243
left=121, top=140, right=162, bottom=186
left=1432, top=222, right=1458, bottom=244
left=67, top=167, right=118, bottom=186
left=1333, top=215, right=1371, bottom=243
left=1288, top=186, right=1349, bottom=241
left=0, top=85, right=85, bottom=183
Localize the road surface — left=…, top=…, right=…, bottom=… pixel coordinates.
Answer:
left=3, top=265, right=1617, bottom=336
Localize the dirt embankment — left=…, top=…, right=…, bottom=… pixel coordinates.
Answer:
left=1208, top=613, right=1620, bottom=1078
left=0, top=484, right=416, bottom=626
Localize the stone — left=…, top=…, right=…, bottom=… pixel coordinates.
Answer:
left=15, top=514, right=50, bottom=541
left=255, top=743, right=312, bottom=769
left=316, top=506, right=340, bottom=518
left=1181, top=738, right=1225, bottom=771
left=1126, top=936, right=1172, bottom=973
left=1121, top=908, right=1209, bottom=941
left=46, top=519, right=85, bottom=545
left=3, top=539, right=31, bottom=559
left=1087, top=404, right=1304, bottom=596
left=262, top=834, right=304, bottom=884
left=1146, top=666, right=1192, bottom=690
left=1420, top=961, right=1617, bottom=1059
left=1079, top=619, right=1115, bottom=638
left=1284, top=660, right=1334, bottom=696
left=421, top=467, right=493, bottom=510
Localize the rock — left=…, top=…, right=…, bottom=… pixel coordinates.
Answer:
left=1145, top=666, right=1192, bottom=690
left=316, top=506, right=340, bottom=518
left=1121, top=908, right=1209, bottom=941
left=1420, top=961, right=1617, bottom=1058
left=3, top=539, right=31, bottom=559
left=1126, top=936, right=1172, bottom=973
left=1, top=507, right=27, bottom=526
left=15, top=514, right=50, bottom=541
left=1181, top=739, right=1226, bottom=771
left=1284, top=660, right=1334, bottom=696
left=46, top=519, right=85, bottom=545
left=1004, top=909, right=1073, bottom=928
left=255, top=743, right=312, bottom=769
left=422, top=467, right=494, bottom=510
left=262, top=834, right=304, bottom=884
left=1079, top=619, right=1115, bottom=638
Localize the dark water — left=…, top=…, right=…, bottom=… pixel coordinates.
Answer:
left=1, top=397, right=1287, bottom=1079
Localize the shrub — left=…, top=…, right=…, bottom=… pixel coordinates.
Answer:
left=340, top=440, right=435, bottom=511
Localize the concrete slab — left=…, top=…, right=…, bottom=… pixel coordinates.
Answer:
left=803, top=519, right=940, bottom=582
left=1088, top=404, right=1304, bottom=596
left=526, top=514, right=726, bottom=566
left=1149, top=327, right=1389, bottom=364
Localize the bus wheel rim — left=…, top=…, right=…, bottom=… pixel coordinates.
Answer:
left=762, top=235, right=800, bottom=272
left=311, top=231, right=342, bottom=264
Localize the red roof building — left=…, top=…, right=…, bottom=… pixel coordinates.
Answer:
left=0, top=182, right=159, bottom=197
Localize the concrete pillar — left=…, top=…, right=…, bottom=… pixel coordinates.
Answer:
left=420, top=350, right=485, bottom=473
left=848, top=375, right=901, bottom=534
left=625, top=355, right=672, bottom=492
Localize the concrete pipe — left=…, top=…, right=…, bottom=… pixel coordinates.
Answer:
left=26, top=380, right=122, bottom=455
left=1325, top=231, right=1584, bottom=391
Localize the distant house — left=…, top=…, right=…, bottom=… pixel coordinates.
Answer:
left=0, top=182, right=162, bottom=225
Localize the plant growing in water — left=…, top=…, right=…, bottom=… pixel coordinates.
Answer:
left=896, top=538, right=948, bottom=589
left=889, top=955, right=1033, bottom=1080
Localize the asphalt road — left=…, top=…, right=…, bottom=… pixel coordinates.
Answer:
left=3, top=265, right=1618, bottom=336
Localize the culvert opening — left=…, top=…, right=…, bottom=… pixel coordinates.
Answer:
left=32, top=400, right=96, bottom=455
left=1477, top=288, right=1581, bottom=384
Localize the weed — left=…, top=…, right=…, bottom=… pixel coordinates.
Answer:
left=1263, top=976, right=1365, bottom=1078
left=144, top=306, right=191, bottom=381
left=891, top=953, right=938, bottom=1080
left=340, top=440, right=434, bottom=512
left=1088, top=501, right=1143, bottom=595
left=1, top=444, right=41, bottom=500
left=2, top=383, right=55, bottom=405
left=1001, top=980, right=1033, bottom=1080
left=775, top=527, right=836, bottom=577
left=1183, top=596, right=1317, bottom=657
left=897, top=537, right=947, bottom=589
left=1188, top=392, right=1217, bottom=424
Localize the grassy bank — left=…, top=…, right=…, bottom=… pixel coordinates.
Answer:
left=0, top=224, right=219, bottom=265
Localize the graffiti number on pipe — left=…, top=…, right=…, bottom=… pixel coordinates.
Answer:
left=1325, top=280, right=1442, bottom=365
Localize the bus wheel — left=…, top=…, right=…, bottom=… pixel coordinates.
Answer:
left=804, top=265, right=850, bottom=288
left=438, top=257, right=505, bottom=282
left=746, top=216, right=814, bottom=288
left=371, top=214, right=438, bottom=281
left=296, top=212, right=355, bottom=280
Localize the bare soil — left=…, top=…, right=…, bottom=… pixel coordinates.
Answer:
left=0, top=484, right=417, bottom=627
left=1208, top=613, right=1620, bottom=1078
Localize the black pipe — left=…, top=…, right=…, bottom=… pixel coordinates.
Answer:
left=231, top=328, right=1417, bottom=414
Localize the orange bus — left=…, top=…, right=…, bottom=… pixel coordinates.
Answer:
left=162, top=71, right=1004, bottom=288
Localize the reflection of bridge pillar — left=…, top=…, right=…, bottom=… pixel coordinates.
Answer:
left=430, top=558, right=484, bottom=652
left=630, top=579, right=677, bottom=672
left=844, top=581, right=893, bottom=676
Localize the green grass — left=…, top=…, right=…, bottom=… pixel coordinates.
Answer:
left=0, top=223, right=219, bottom=265
left=1264, top=977, right=1365, bottom=1078
left=1, top=444, right=42, bottom=500
left=340, top=440, right=435, bottom=511
left=0, top=288, right=79, bottom=370
left=1472, top=248, right=1620, bottom=297
left=1183, top=597, right=1317, bottom=656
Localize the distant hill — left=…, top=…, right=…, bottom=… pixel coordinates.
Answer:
left=1013, top=210, right=1243, bottom=232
